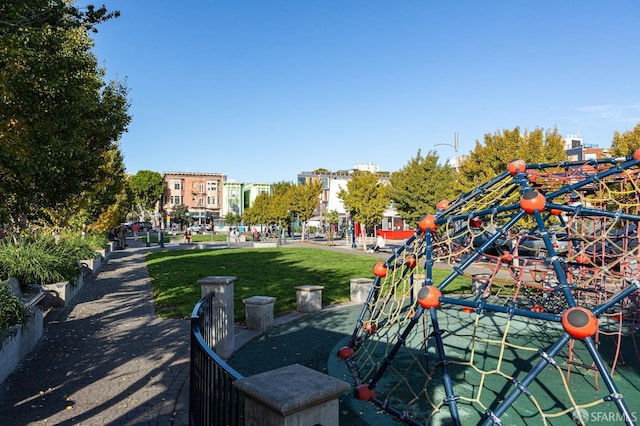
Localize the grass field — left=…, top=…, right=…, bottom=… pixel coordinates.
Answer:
left=146, top=246, right=471, bottom=320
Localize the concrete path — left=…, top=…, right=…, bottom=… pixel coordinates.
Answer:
left=0, top=242, right=190, bottom=425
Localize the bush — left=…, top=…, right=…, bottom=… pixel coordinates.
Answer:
left=0, top=231, right=96, bottom=290
left=0, top=282, right=30, bottom=339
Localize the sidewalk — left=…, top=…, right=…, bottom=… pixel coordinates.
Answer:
left=0, top=240, right=190, bottom=425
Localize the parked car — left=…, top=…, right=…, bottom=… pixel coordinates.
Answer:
left=188, top=224, right=203, bottom=234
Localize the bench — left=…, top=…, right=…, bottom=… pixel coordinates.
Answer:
left=6, top=277, right=46, bottom=308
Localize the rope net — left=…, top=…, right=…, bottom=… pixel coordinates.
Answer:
left=339, top=154, right=640, bottom=425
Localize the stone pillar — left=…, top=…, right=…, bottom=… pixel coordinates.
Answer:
left=294, top=285, right=324, bottom=313
left=198, top=276, right=236, bottom=359
left=350, top=278, right=374, bottom=303
left=243, top=296, right=276, bottom=331
left=234, top=364, right=350, bottom=426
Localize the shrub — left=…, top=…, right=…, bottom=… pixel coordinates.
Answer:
left=0, top=233, right=94, bottom=289
left=0, top=282, right=30, bottom=339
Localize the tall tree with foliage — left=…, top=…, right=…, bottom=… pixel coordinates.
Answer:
left=170, top=204, right=190, bottom=229
left=324, top=209, right=340, bottom=245
left=290, top=181, right=322, bottom=242
left=0, top=1, right=129, bottom=231
left=338, top=171, right=391, bottom=250
left=129, top=170, right=165, bottom=219
left=390, top=150, right=456, bottom=228
left=609, top=123, right=640, bottom=157
left=456, top=127, right=565, bottom=193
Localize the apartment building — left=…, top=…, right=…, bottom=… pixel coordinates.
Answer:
left=161, top=171, right=226, bottom=224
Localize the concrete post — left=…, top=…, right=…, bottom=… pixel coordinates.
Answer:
left=350, top=278, right=374, bottom=303
left=198, top=276, right=236, bottom=359
left=294, top=285, right=324, bottom=313
left=234, top=364, right=349, bottom=426
left=243, top=296, right=276, bottom=331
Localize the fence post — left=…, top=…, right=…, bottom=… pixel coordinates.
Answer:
left=234, top=363, right=349, bottom=425
left=198, top=276, right=236, bottom=359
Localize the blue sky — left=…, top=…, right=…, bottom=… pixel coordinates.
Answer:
left=85, top=1, right=640, bottom=183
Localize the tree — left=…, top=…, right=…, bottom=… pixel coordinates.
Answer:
left=338, top=171, right=391, bottom=250
left=243, top=193, right=270, bottom=227
left=0, top=1, right=129, bottom=231
left=609, top=123, right=640, bottom=157
left=290, top=181, right=322, bottom=242
left=225, top=212, right=241, bottom=227
left=455, top=127, right=565, bottom=193
left=171, top=204, right=190, bottom=229
left=324, top=209, right=340, bottom=246
left=390, top=150, right=456, bottom=228
left=129, top=170, right=165, bottom=218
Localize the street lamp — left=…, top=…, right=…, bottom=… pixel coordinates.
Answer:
left=434, top=132, right=459, bottom=169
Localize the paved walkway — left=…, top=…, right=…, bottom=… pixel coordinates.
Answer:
left=0, top=240, right=190, bottom=425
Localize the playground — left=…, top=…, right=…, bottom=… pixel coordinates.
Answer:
left=336, top=153, right=640, bottom=425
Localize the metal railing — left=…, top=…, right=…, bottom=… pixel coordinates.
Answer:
left=190, top=292, right=244, bottom=426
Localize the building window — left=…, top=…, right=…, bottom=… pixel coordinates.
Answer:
left=198, top=197, right=204, bottom=207
left=171, top=180, right=181, bottom=190
left=199, top=183, right=204, bottom=193
left=207, top=181, right=218, bottom=191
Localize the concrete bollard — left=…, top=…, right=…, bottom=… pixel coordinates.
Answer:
left=197, top=276, right=236, bottom=359
left=235, top=363, right=349, bottom=426
left=294, top=285, right=324, bottom=313
left=243, top=296, right=276, bottom=331
left=350, top=278, right=374, bottom=303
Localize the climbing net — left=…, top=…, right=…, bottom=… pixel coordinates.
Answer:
left=339, top=153, right=640, bottom=425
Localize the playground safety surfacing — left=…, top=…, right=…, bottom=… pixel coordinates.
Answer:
left=329, top=304, right=640, bottom=425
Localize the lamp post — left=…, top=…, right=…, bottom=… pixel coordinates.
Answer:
left=434, top=132, right=460, bottom=169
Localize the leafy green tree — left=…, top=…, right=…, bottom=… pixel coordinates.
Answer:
left=243, top=193, right=270, bottom=227
left=324, top=209, right=340, bottom=246
left=390, top=150, right=456, bottom=228
left=291, top=181, right=322, bottom=242
left=225, top=212, right=241, bottom=227
left=0, top=1, right=129, bottom=231
left=129, top=170, right=165, bottom=218
left=171, top=204, right=190, bottom=229
left=609, top=123, right=640, bottom=157
left=456, top=127, right=565, bottom=193
left=338, top=171, right=391, bottom=250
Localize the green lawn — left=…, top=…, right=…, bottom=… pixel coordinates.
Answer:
left=145, top=247, right=471, bottom=320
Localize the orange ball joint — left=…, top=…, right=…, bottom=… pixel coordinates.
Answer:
left=419, top=214, right=437, bottom=232
left=520, top=191, right=546, bottom=214
left=436, top=199, right=450, bottom=211
left=337, top=346, right=355, bottom=359
left=417, top=286, right=442, bottom=309
left=562, top=307, right=598, bottom=339
left=354, top=384, right=376, bottom=401
left=373, top=262, right=387, bottom=277
left=507, top=159, right=527, bottom=175
left=633, top=148, right=640, bottom=161
left=405, top=255, right=417, bottom=269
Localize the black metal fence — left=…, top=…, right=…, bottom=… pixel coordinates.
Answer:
left=190, top=292, right=244, bottom=426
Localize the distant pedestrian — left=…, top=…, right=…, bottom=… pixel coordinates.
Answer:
left=184, top=229, right=192, bottom=243
left=118, top=225, right=126, bottom=249
left=132, top=222, right=139, bottom=240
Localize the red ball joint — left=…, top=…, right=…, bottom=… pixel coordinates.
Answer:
left=507, top=159, right=527, bottom=175
left=354, top=384, right=376, bottom=401
left=405, top=255, right=417, bottom=269
left=337, top=346, right=355, bottom=359
left=436, top=199, right=450, bottom=211
left=417, top=286, right=442, bottom=309
left=520, top=191, right=546, bottom=214
left=562, top=307, right=598, bottom=339
left=633, top=148, right=640, bottom=161
left=373, top=262, right=387, bottom=277
left=419, top=214, right=437, bottom=232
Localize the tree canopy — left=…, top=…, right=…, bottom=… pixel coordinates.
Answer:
left=129, top=170, right=165, bottom=217
left=390, top=150, right=456, bottom=227
left=338, top=170, right=391, bottom=231
left=455, top=127, right=565, bottom=193
left=609, top=123, right=640, bottom=157
left=290, top=181, right=322, bottom=241
left=0, top=1, right=129, bottom=230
